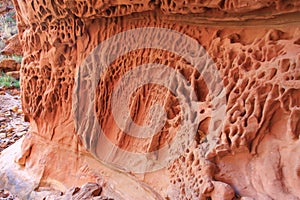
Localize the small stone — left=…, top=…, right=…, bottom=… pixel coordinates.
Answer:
left=16, top=131, right=27, bottom=137
left=10, top=105, right=19, bottom=112
left=15, top=126, right=27, bottom=132
left=0, top=192, right=9, bottom=198
left=6, top=71, right=20, bottom=80
left=0, top=142, right=8, bottom=148
left=0, top=58, right=20, bottom=72
left=17, top=109, right=23, bottom=114
left=0, top=117, right=6, bottom=122
left=4, top=112, right=11, bottom=117
left=210, top=181, right=235, bottom=200
left=0, top=133, right=6, bottom=139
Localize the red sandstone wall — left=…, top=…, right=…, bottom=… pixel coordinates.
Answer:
left=0, top=0, right=299, bottom=199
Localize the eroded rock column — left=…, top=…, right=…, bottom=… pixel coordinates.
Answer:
left=0, top=0, right=299, bottom=199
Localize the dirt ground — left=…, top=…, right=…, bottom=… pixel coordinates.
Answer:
left=0, top=87, right=28, bottom=153
left=0, top=87, right=28, bottom=200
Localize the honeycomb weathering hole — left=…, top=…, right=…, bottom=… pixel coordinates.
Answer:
left=95, top=49, right=211, bottom=153
left=73, top=27, right=226, bottom=173
left=5, top=0, right=300, bottom=198
left=97, top=80, right=180, bottom=153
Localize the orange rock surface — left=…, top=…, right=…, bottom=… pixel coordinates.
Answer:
left=0, top=0, right=299, bottom=199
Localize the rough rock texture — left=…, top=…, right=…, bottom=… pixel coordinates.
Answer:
left=0, top=0, right=299, bottom=199
left=1, top=34, right=22, bottom=56
left=44, top=182, right=113, bottom=200
left=5, top=70, right=19, bottom=79
left=0, top=58, right=20, bottom=72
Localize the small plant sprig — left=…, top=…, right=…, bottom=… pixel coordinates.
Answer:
left=0, top=72, right=19, bottom=88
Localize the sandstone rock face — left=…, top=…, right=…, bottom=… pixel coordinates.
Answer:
left=1, top=34, right=22, bottom=56
left=0, top=58, right=20, bottom=72
left=0, top=0, right=299, bottom=199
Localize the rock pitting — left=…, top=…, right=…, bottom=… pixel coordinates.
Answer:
left=0, top=0, right=299, bottom=199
